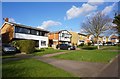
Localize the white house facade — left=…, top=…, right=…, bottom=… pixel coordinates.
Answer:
left=58, top=30, right=72, bottom=44
left=2, top=22, right=49, bottom=49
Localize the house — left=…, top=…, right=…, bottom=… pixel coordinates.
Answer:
left=69, top=31, right=79, bottom=45
left=109, top=34, right=119, bottom=44
left=78, top=33, right=88, bottom=45
left=102, top=36, right=107, bottom=43
left=1, top=18, right=49, bottom=49
left=48, top=30, right=72, bottom=48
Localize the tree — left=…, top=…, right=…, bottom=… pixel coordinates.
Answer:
left=81, top=12, right=112, bottom=49
left=112, top=14, right=120, bottom=43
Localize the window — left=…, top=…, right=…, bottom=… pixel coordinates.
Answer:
left=41, top=41, right=46, bottom=46
left=62, top=33, right=64, bottom=37
left=15, top=27, right=30, bottom=34
left=44, top=33, right=48, bottom=37
left=42, top=32, right=45, bottom=36
left=31, top=30, right=37, bottom=35
left=36, top=31, right=39, bottom=35
left=15, top=26, right=47, bottom=36
left=39, top=32, right=42, bottom=36
left=39, top=31, right=46, bottom=36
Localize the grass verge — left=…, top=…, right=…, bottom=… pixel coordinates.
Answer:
left=2, top=59, right=73, bottom=77
left=53, top=50, right=119, bottom=63
left=32, top=48, right=67, bottom=56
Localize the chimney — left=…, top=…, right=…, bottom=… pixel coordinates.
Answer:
left=3, top=18, right=9, bottom=22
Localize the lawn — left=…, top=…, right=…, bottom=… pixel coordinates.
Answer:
left=100, top=46, right=119, bottom=50
left=2, top=59, right=73, bottom=77
left=32, top=48, right=67, bottom=56
left=53, top=49, right=119, bottom=63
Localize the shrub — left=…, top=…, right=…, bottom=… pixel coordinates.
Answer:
left=117, top=42, right=120, bottom=46
left=11, top=40, right=19, bottom=47
left=78, top=43, right=84, bottom=47
left=16, top=40, right=35, bottom=54
left=88, top=42, right=92, bottom=46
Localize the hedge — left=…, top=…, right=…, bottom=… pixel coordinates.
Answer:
left=12, top=40, right=35, bottom=54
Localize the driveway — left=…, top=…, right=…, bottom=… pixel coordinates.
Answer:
left=34, top=56, right=106, bottom=77
left=94, top=55, right=119, bottom=77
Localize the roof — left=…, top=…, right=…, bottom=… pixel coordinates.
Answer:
left=1, top=22, right=49, bottom=32
left=110, top=35, right=119, bottom=39
left=78, top=33, right=87, bottom=36
left=49, top=30, right=71, bottom=34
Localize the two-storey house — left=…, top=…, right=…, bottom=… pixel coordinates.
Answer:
left=1, top=18, right=49, bottom=49
left=48, top=30, right=71, bottom=48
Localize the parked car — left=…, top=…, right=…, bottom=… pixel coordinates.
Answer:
left=105, top=42, right=113, bottom=46
left=56, top=44, right=76, bottom=50
left=94, top=43, right=103, bottom=46
left=2, top=44, right=17, bottom=54
left=78, top=40, right=84, bottom=45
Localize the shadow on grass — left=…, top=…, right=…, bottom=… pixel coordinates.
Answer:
left=81, top=46, right=97, bottom=50
left=34, top=48, right=46, bottom=52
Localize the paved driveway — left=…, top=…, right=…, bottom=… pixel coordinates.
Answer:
left=94, top=55, right=119, bottom=77
left=34, top=56, right=106, bottom=77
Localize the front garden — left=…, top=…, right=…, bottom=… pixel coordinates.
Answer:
left=2, top=40, right=119, bottom=77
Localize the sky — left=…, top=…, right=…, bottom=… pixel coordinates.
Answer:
left=2, top=1, right=118, bottom=33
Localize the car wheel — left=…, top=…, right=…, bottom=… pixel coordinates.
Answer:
left=68, top=48, right=71, bottom=50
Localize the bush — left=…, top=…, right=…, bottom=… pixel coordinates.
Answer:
left=78, top=43, right=84, bottom=47
left=117, top=42, right=120, bottom=46
left=15, top=40, right=35, bottom=54
left=11, top=40, right=19, bottom=47
left=88, top=42, right=92, bottom=46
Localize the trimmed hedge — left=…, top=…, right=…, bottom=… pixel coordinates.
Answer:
left=88, top=42, right=92, bottom=46
left=78, top=43, right=84, bottom=47
left=12, top=40, right=35, bottom=54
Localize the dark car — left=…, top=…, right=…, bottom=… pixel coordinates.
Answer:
left=106, top=42, right=113, bottom=46
left=2, top=44, right=17, bottom=54
left=56, top=44, right=76, bottom=50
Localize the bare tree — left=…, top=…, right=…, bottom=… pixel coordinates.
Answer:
left=81, top=12, right=112, bottom=49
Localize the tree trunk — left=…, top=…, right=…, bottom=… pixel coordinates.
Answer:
left=97, top=37, right=100, bottom=49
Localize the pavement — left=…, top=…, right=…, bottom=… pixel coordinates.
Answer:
left=94, top=55, right=120, bottom=77
left=33, top=56, right=106, bottom=77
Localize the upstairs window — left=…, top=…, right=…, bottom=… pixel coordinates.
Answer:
left=41, top=32, right=45, bottom=36
left=31, top=30, right=37, bottom=35
left=36, top=31, right=39, bottom=35
left=15, top=27, right=30, bottom=34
